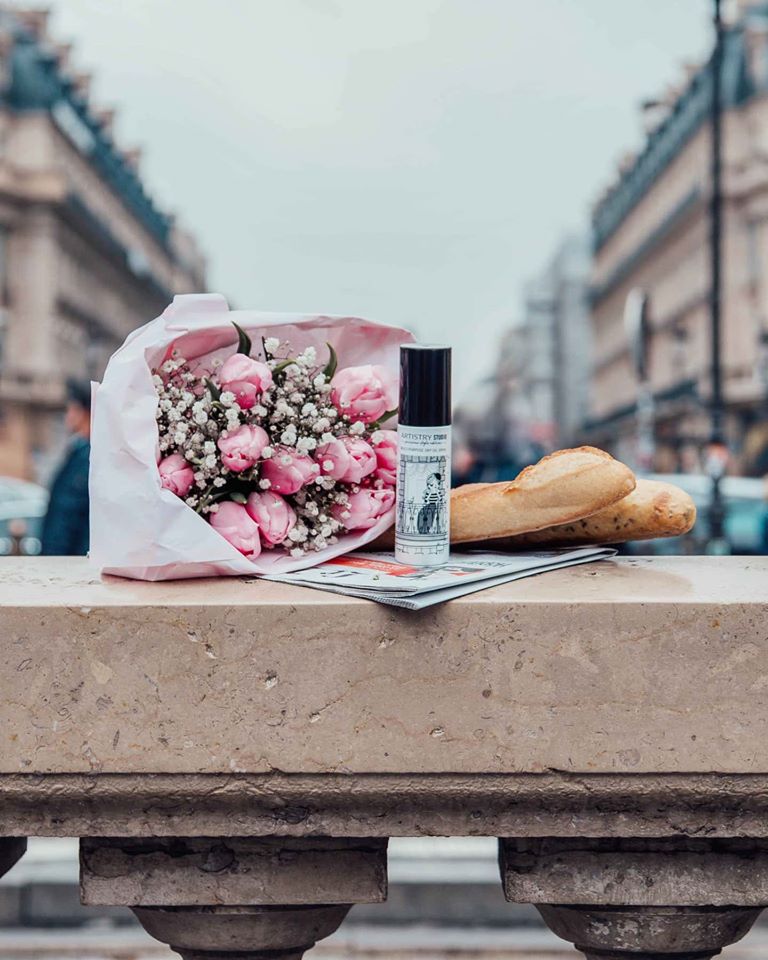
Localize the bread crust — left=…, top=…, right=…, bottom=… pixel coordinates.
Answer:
left=450, top=446, right=636, bottom=543
left=485, top=478, right=696, bottom=549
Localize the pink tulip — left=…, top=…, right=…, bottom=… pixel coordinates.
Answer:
left=217, top=425, right=269, bottom=472
left=314, top=437, right=351, bottom=480
left=209, top=501, right=261, bottom=559
left=260, top=446, right=319, bottom=494
left=332, top=487, right=395, bottom=531
left=219, top=354, right=273, bottom=410
left=246, top=490, right=297, bottom=546
left=330, top=364, right=397, bottom=424
left=372, top=430, right=398, bottom=486
left=158, top=453, right=194, bottom=497
left=337, top=436, right=377, bottom=484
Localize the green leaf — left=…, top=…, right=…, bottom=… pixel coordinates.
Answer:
left=378, top=408, right=398, bottom=424
left=204, top=377, right=221, bottom=401
left=272, top=358, right=296, bottom=376
left=230, top=491, right=247, bottom=504
left=323, top=342, right=338, bottom=380
left=232, top=321, right=252, bottom=356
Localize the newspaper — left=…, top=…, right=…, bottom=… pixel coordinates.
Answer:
left=264, top=547, right=616, bottom=610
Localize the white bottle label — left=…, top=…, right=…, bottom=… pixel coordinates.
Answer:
left=395, top=424, right=451, bottom=566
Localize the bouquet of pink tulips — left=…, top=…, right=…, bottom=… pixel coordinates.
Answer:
left=90, top=294, right=412, bottom=580
left=155, top=324, right=398, bottom=560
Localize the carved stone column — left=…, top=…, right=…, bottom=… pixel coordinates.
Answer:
left=499, top=838, right=768, bottom=960
left=81, top=836, right=387, bottom=959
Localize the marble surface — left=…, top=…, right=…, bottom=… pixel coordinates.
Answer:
left=1, top=557, right=767, bottom=776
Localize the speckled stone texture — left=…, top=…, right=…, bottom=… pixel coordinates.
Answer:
left=499, top=838, right=768, bottom=906
left=536, top=905, right=761, bottom=960
left=2, top=556, right=768, bottom=777
left=133, top=904, right=350, bottom=960
left=81, top=837, right=387, bottom=906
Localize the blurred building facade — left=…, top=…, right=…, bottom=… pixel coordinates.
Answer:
left=0, top=8, right=206, bottom=481
left=585, top=0, right=768, bottom=474
left=521, top=236, right=591, bottom=450
left=454, top=237, right=590, bottom=482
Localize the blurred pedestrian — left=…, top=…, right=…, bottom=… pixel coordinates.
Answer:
left=40, top=378, right=91, bottom=556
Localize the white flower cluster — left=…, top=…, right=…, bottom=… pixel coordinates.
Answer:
left=155, top=357, right=239, bottom=510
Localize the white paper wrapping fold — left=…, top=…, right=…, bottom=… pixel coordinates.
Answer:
left=89, top=293, right=413, bottom=581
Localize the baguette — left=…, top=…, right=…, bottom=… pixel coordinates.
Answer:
left=485, top=478, right=696, bottom=549
left=367, top=446, right=637, bottom=551
left=450, top=446, right=636, bottom=543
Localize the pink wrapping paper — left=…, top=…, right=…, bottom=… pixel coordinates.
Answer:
left=90, top=293, right=414, bottom=581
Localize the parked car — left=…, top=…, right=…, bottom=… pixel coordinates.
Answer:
left=0, top=477, right=48, bottom=555
left=625, top=473, right=768, bottom=555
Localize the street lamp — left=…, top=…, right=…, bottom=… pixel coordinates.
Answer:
left=706, top=0, right=729, bottom=554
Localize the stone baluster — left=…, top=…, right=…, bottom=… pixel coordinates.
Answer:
left=80, top=836, right=387, bottom=959
left=499, top=838, right=768, bottom=960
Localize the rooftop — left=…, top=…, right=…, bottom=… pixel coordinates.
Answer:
left=592, top=4, right=768, bottom=251
left=0, top=6, right=173, bottom=251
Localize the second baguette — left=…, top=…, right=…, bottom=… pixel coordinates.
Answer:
left=482, top=478, right=696, bottom=549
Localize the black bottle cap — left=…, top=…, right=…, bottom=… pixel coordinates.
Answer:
left=399, top=343, right=452, bottom=426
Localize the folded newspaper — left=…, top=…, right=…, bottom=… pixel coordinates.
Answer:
left=264, top=547, right=616, bottom=610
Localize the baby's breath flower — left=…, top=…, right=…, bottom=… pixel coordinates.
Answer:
left=258, top=478, right=271, bottom=490
left=349, top=421, right=365, bottom=436
left=296, top=437, right=316, bottom=455
left=265, top=336, right=280, bottom=353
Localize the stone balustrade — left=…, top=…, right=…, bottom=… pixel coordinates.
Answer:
left=1, top=555, right=768, bottom=959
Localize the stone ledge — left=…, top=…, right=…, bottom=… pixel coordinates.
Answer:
left=3, top=557, right=768, bottom=777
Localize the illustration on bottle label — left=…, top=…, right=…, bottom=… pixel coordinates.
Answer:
left=395, top=425, right=451, bottom=563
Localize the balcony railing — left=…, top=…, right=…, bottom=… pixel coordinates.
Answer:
left=1, top=555, right=767, bottom=959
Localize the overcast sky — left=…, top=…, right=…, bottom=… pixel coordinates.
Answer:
left=49, top=0, right=710, bottom=395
